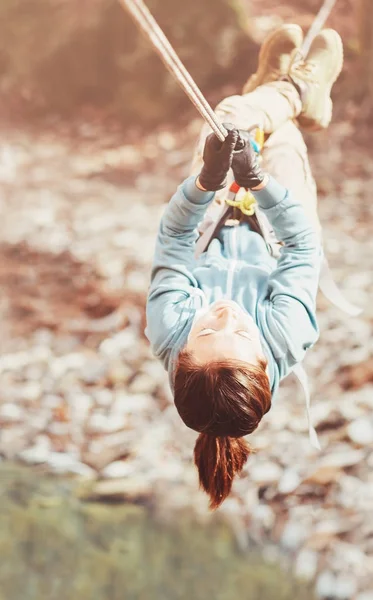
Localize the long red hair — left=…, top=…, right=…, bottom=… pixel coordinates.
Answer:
left=174, top=349, right=271, bottom=510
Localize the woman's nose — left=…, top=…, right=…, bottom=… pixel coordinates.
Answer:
left=216, top=306, right=237, bottom=327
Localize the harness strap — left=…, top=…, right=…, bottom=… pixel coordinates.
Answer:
left=319, top=256, right=362, bottom=317
left=292, top=363, right=321, bottom=450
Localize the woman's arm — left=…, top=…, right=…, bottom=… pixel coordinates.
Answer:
left=146, top=127, right=241, bottom=364
left=232, top=137, right=321, bottom=371
left=252, top=177, right=322, bottom=371
left=145, top=177, right=214, bottom=363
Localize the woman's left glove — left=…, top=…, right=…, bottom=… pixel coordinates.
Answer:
left=198, top=125, right=239, bottom=192
left=231, top=132, right=266, bottom=190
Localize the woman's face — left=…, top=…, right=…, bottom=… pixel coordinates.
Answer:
left=186, top=300, right=266, bottom=366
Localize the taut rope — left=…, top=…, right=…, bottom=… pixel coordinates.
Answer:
left=120, top=0, right=227, bottom=141
left=301, top=0, right=338, bottom=57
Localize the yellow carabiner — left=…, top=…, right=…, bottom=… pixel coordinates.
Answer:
left=240, top=192, right=257, bottom=216
left=225, top=191, right=256, bottom=216
left=255, top=128, right=265, bottom=150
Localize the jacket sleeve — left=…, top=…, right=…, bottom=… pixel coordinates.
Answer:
left=145, top=176, right=214, bottom=364
left=252, top=177, right=322, bottom=376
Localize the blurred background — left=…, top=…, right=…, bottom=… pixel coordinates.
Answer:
left=0, top=0, right=372, bottom=599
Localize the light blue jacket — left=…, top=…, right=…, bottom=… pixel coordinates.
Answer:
left=145, top=175, right=322, bottom=400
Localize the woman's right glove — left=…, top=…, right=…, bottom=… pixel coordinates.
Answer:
left=198, top=125, right=239, bottom=192
left=231, top=132, right=266, bottom=189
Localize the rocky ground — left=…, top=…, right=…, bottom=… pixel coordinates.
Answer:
left=0, top=112, right=372, bottom=599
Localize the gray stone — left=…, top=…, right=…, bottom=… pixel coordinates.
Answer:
left=101, top=460, right=138, bottom=479
left=47, top=452, right=95, bottom=477
left=0, top=352, right=29, bottom=372
left=126, top=271, right=149, bottom=294
left=50, top=353, right=87, bottom=378
left=113, top=392, right=154, bottom=415
left=316, top=571, right=338, bottom=599
left=81, top=359, right=107, bottom=384
left=356, top=593, right=373, bottom=600
left=294, top=549, right=318, bottom=581
left=128, top=373, right=156, bottom=394
left=47, top=422, right=71, bottom=436
left=93, top=388, right=113, bottom=407
left=0, top=427, right=30, bottom=459
left=18, top=436, right=51, bottom=464
left=107, top=362, right=133, bottom=385
left=280, top=521, right=307, bottom=552
left=251, top=504, right=275, bottom=530
left=0, top=402, right=24, bottom=423
left=306, top=448, right=366, bottom=485
left=67, top=392, right=93, bottom=421
left=347, top=418, right=373, bottom=446
left=29, top=410, right=51, bottom=431
left=334, top=575, right=358, bottom=599
left=140, top=360, right=166, bottom=384
left=99, top=329, right=139, bottom=357
left=43, top=394, right=63, bottom=409
left=249, top=462, right=282, bottom=486
left=277, top=469, right=301, bottom=494
left=88, top=477, right=152, bottom=501
left=320, top=448, right=365, bottom=468
left=87, top=412, right=125, bottom=434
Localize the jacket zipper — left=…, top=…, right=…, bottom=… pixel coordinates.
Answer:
left=226, top=225, right=238, bottom=299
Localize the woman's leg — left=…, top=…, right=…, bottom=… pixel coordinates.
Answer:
left=261, top=120, right=320, bottom=234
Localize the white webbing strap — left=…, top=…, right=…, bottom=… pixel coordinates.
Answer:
left=195, top=204, right=231, bottom=259
left=319, top=256, right=362, bottom=317
left=292, top=363, right=321, bottom=450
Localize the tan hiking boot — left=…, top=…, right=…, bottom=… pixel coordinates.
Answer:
left=289, top=29, right=344, bottom=131
left=243, top=24, right=303, bottom=94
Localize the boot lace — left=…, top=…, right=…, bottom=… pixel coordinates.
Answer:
left=287, top=48, right=318, bottom=84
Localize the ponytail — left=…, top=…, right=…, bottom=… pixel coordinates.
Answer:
left=194, top=433, right=253, bottom=510
left=174, top=350, right=271, bottom=510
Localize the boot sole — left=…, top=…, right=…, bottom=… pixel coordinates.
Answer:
left=243, top=24, right=303, bottom=94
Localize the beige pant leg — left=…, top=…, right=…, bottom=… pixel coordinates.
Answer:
left=261, top=121, right=320, bottom=235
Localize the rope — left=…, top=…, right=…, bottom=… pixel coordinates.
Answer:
left=119, top=0, right=227, bottom=141
left=301, top=0, right=338, bottom=57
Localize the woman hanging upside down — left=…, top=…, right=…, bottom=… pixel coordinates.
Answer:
left=145, top=25, right=344, bottom=509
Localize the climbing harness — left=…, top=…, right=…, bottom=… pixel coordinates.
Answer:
left=195, top=128, right=266, bottom=258
left=226, top=186, right=257, bottom=217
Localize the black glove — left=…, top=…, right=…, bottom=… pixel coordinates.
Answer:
left=231, top=131, right=266, bottom=189
left=198, top=124, right=239, bottom=191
